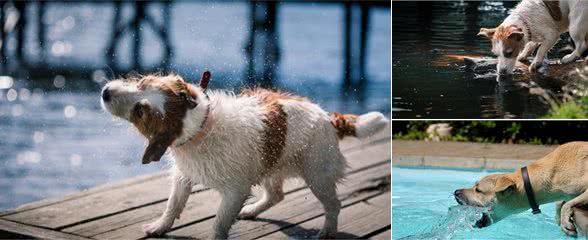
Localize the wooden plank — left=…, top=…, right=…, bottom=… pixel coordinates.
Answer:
left=165, top=163, right=390, bottom=240
left=0, top=171, right=168, bottom=217
left=3, top=174, right=187, bottom=229
left=370, top=228, right=391, bottom=240
left=261, top=192, right=390, bottom=239
left=84, top=140, right=390, bottom=239
left=0, top=218, right=93, bottom=240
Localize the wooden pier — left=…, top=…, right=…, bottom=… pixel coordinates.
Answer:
left=0, top=126, right=391, bottom=240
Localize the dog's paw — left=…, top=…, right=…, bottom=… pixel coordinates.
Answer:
left=238, top=204, right=259, bottom=219
left=561, top=53, right=578, bottom=64
left=212, top=232, right=229, bottom=240
left=517, top=55, right=528, bottom=62
left=143, top=219, right=173, bottom=236
left=317, top=229, right=336, bottom=239
left=560, top=215, right=578, bottom=237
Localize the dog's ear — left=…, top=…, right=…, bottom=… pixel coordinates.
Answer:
left=199, top=71, right=211, bottom=90
left=508, top=30, right=524, bottom=41
left=477, top=28, right=496, bottom=39
left=142, top=134, right=174, bottom=164
left=494, top=176, right=516, bottom=195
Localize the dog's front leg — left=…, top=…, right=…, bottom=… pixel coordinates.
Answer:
left=556, top=201, right=565, bottom=226
left=212, top=187, right=250, bottom=239
left=529, top=35, right=558, bottom=72
left=559, top=191, right=588, bottom=237
left=143, top=174, right=192, bottom=236
left=517, top=42, right=539, bottom=62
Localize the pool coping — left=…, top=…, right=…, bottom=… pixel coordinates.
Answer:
left=391, top=140, right=557, bottom=170
left=392, top=155, right=535, bottom=170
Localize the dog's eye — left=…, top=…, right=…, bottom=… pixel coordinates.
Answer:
left=133, top=103, right=144, bottom=118
left=475, top=188, right=482, bottom=193
left=504, top=49, right=513, bottom=58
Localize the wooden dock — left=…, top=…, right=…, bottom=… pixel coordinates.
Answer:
left=0, top=126, right=391, bottom=239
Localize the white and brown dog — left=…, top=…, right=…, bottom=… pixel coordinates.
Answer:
left=100, top=72, right=388, bottom=239
left=478, top=0, right=588, bottom=74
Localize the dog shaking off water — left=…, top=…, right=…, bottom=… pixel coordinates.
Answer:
left=100, top=71, right=388, bottom=239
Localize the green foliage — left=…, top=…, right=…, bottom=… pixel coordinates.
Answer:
left=391, top=121, right=586, bottom=145
left=545, top=98, right=588, bottom=119
left=544, top=66, right=588, bottom=119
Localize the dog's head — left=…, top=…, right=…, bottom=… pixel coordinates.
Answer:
left=454, top=173, right=527, bottom=227
left=478, top=25, right=525, bottom=75
left=101, top=72, right=211, bottom=164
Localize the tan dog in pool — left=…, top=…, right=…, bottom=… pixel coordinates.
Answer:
left=454, top=142, right=588, bottom=236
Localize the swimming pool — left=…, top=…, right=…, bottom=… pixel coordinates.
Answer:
left=392, top=167, right=575, bottom=239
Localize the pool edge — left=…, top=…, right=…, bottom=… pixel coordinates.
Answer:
left=392, top=155, right=535, bottom=171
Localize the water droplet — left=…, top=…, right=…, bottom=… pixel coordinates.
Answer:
left=17, top=151, right=41, bottom=164
left=92, top=70, right=107, bottom=83
left=64, top=105, right=76, bottom=118
left=31, top=88, right=44, bottom=102
left=54, top=75, right=66, bottom=88
left=33, top=131, right=45, bottom=143
left=70, top=154, right=82, bottom=167
left=19, top=88, right=31, bottom=101
left=62, top=16, right=76, bottom=30
left=6, top=88, right=17, bottom=101
left=0, top=76, right=14, bottom=89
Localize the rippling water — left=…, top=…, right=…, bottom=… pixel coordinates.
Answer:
left=0, top=2, right=390, bottom=210
left=392, top=167, right=574, bottom=239
left=392, top=1, right=572, bottom=119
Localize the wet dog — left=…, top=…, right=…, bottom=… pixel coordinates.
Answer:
left=100, top=72, right=388, bottom=239
left=478, top=0, right=588, bottom=74
left=454, top=142, right=588, bottom=236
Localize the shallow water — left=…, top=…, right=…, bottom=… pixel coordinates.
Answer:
left=392, top=1, right=570, bottom=119
left=392, top=167, right=575, bottom=239
left=0, top=2, right=390, bottom=210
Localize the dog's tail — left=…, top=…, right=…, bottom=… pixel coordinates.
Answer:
left=330, top=112, right=388, bottom=139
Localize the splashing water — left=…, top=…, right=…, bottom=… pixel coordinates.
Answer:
left=399, top=205, right=489, bottom=240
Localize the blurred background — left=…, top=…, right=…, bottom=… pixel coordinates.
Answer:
left=393, top=121, right=588, bottom=145
left=0, top=0, right=390, bottom=210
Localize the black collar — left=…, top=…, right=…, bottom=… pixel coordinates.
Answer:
left=521, top=166, right=541, bottom=214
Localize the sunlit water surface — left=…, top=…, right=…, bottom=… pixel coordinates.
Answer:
left=392, top=167, right=575, bottom=240
left=0, top=2, right=390, bottom=210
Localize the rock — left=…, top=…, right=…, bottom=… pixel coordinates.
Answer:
left=460, top=55, right=585, bottom=82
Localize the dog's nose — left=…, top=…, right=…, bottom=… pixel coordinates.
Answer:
left=454, top=189, right=462, bottom=196
left=102, top=86, right=111, bottom=102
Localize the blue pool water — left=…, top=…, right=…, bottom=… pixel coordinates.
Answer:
left=392, top=167, right=575, bottom=240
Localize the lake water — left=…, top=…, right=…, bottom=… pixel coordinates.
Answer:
left=0, top=2, right=390, bottom=210
left=392, top=1, right=573, bottom=119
